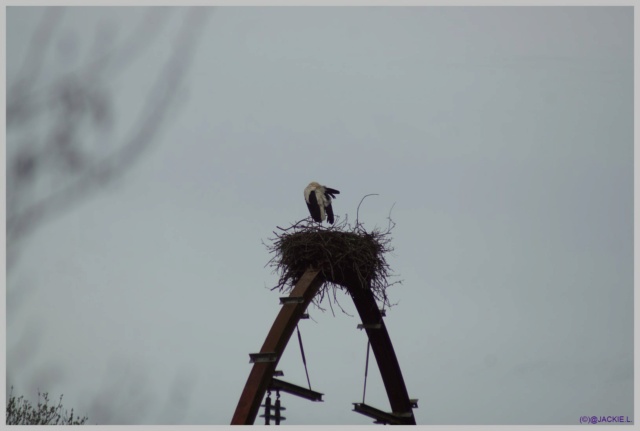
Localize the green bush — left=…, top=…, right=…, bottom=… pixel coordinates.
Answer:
left=6, top=388, right=88, bottom=425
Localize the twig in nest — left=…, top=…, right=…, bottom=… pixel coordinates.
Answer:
left=356, top=193, right=379, bottom=228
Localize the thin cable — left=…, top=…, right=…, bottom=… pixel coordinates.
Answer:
left=296, top=325, right=312, bottom=390
left=362, top=340, right=371, bottom=403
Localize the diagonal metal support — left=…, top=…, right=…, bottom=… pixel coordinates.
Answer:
left=230, top=269, right=325, bottom=425
left=347, top=279, right=416, bottom=425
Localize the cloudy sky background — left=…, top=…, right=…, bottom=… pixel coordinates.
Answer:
left=6, top=5, right=633, bottom=425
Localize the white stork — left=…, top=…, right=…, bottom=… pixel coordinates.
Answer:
left=304, top=182, right=340, bottom=224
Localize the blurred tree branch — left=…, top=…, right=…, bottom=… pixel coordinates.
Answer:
left=7, top=8, right=209, bottom=262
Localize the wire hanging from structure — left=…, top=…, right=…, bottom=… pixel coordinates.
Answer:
left=362, top=340, right=371, bottom=403
left=296, top=324, right=313, bottom=390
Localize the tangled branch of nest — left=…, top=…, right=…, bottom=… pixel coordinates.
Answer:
left=264, top=211, right=401, bottom=313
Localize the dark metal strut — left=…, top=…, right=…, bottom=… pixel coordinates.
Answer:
left=231, top=269, right=325, bottom=425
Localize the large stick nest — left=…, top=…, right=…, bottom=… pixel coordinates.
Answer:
left=265, top=214, right=400, bottom=312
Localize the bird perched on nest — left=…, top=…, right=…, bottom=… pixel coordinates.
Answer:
left=304, top=182, right=340, bottom=224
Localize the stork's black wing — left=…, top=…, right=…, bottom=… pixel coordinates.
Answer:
left=306, top=191, right=322, bottom=222
left=324, top=187, right=340, bottom=199
left=326, top=202, right=335, bottom=224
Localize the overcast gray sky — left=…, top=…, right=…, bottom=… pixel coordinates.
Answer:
left=6, top=5, right=633, bottom=426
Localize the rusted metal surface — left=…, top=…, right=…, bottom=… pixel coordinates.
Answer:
left=230, top=269, right=325, bottom=425
left=347, top=279, right=416, bottom=425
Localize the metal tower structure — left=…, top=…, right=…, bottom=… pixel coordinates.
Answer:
left=230, top=268, right=417, bottom=425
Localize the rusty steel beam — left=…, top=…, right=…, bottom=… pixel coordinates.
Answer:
left=352, top=402, right=413, bottom=425
left=269, top=378, right=324, bottom=402
left=347, top=282, right=416, bottom=424
left=230, top=269, right=325, bottom=425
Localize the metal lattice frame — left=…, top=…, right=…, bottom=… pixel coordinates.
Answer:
left=230, top=268, right=416, bottom=425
